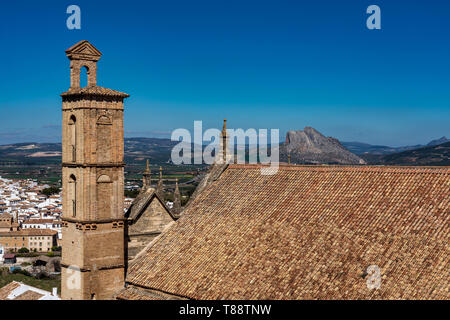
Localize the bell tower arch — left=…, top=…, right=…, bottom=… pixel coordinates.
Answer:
left=65, top=40, right=101, bottom=88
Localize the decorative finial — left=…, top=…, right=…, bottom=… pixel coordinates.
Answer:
left=173, top=177, right=182, bottom=216
left=142, top=159, right=151, bottom=189
left=144, top=159, right=151, bottom=173
left=221, top=119, right=228, bottom=163
left=156, top=166, right=164, bottom=199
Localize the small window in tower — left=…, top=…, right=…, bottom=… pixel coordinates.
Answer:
left=69, top=115, right=77, bottom=162
left=80, top=66, right=89, bottom=88
left=69, top=174, right=77, bottom=217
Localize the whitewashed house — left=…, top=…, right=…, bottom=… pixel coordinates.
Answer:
left=0, top=281, right=60, bottom=300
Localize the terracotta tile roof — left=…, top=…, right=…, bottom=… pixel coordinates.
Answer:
left=116, top=287, right=155, bottom=300
left=61, top=86, right=129, bottom=98
left=13, top=290, right=44, bottom=300
left=0, top=282, right=53, bottom=300
left=121, top=164, right=450, bottom=300
left=0, top=229, right=57, bottom=237
left=0, top=282, right=21, bottom=300
left=116, top=285, right=183, bottom=300
left=183, top=163, right=228, bottom=209
left=23, top=219, right=54, bottom=225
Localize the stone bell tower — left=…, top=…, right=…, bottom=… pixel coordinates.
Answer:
left=60, top=40, right=129, bottom=300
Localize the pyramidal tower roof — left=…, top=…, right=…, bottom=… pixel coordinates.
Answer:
left=65, top=40, right=102, bottom=62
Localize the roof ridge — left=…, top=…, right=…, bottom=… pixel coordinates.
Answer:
left=227, top=163, right=450, bottom=172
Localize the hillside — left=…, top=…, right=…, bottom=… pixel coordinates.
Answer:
left=0, top=138, right=177, bottom=165
left=124, top=137, right=178, bottom=164
left=342, top=136, right=449, bottom=155
left=363, top=142, right=450, bottom=166
left=341, top=142, right=422, bottom=155
left=0, top=139, right=203, bottom=186
left=1, top=135, right=449, bottom=169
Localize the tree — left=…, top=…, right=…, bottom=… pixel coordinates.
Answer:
left=42, top=186, right=60, bottom=197
left=18, top=247, right=29, bottom=253
left=124, top=189, right=139, bottom=198
left=12, top=269, right=31, bottom=276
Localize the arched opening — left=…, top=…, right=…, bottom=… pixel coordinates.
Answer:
left=80, top=66, right=89, bottom=88
left=69, top=174, right=77, bottom=217
left=68, top=115, right=77, bottom=162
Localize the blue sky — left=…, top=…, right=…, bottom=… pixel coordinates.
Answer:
left=0, top=0, right=449, bottom=146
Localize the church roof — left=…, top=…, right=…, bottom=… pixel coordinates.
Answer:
left=61, top=86, right=129, bottom=98
left=125, top=188, right=176, bottom=222
left=116, top=284, right=184, bottom=300
left=120, top=164, right=450, bottom=300
left=183, top=162, right=228, bottom=209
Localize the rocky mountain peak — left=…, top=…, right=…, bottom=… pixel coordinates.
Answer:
left=281, top=127, right=366, bottom=165
left=427, top=136, right=449, bottom=146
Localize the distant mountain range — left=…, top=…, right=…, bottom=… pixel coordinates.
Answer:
left=361, top=141, right=450, bottom=166
left=0, top=135, right=448, bottom=166
left=342, top=136, right=449, bottom=155
left=427, top=136, right=450, bottom=146
left=0, top=138, right=178, bottom=165
left=124, top=137, right=179, bottom=164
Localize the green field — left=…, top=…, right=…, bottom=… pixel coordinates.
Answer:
left=0, top=272, right=61, bottom=295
